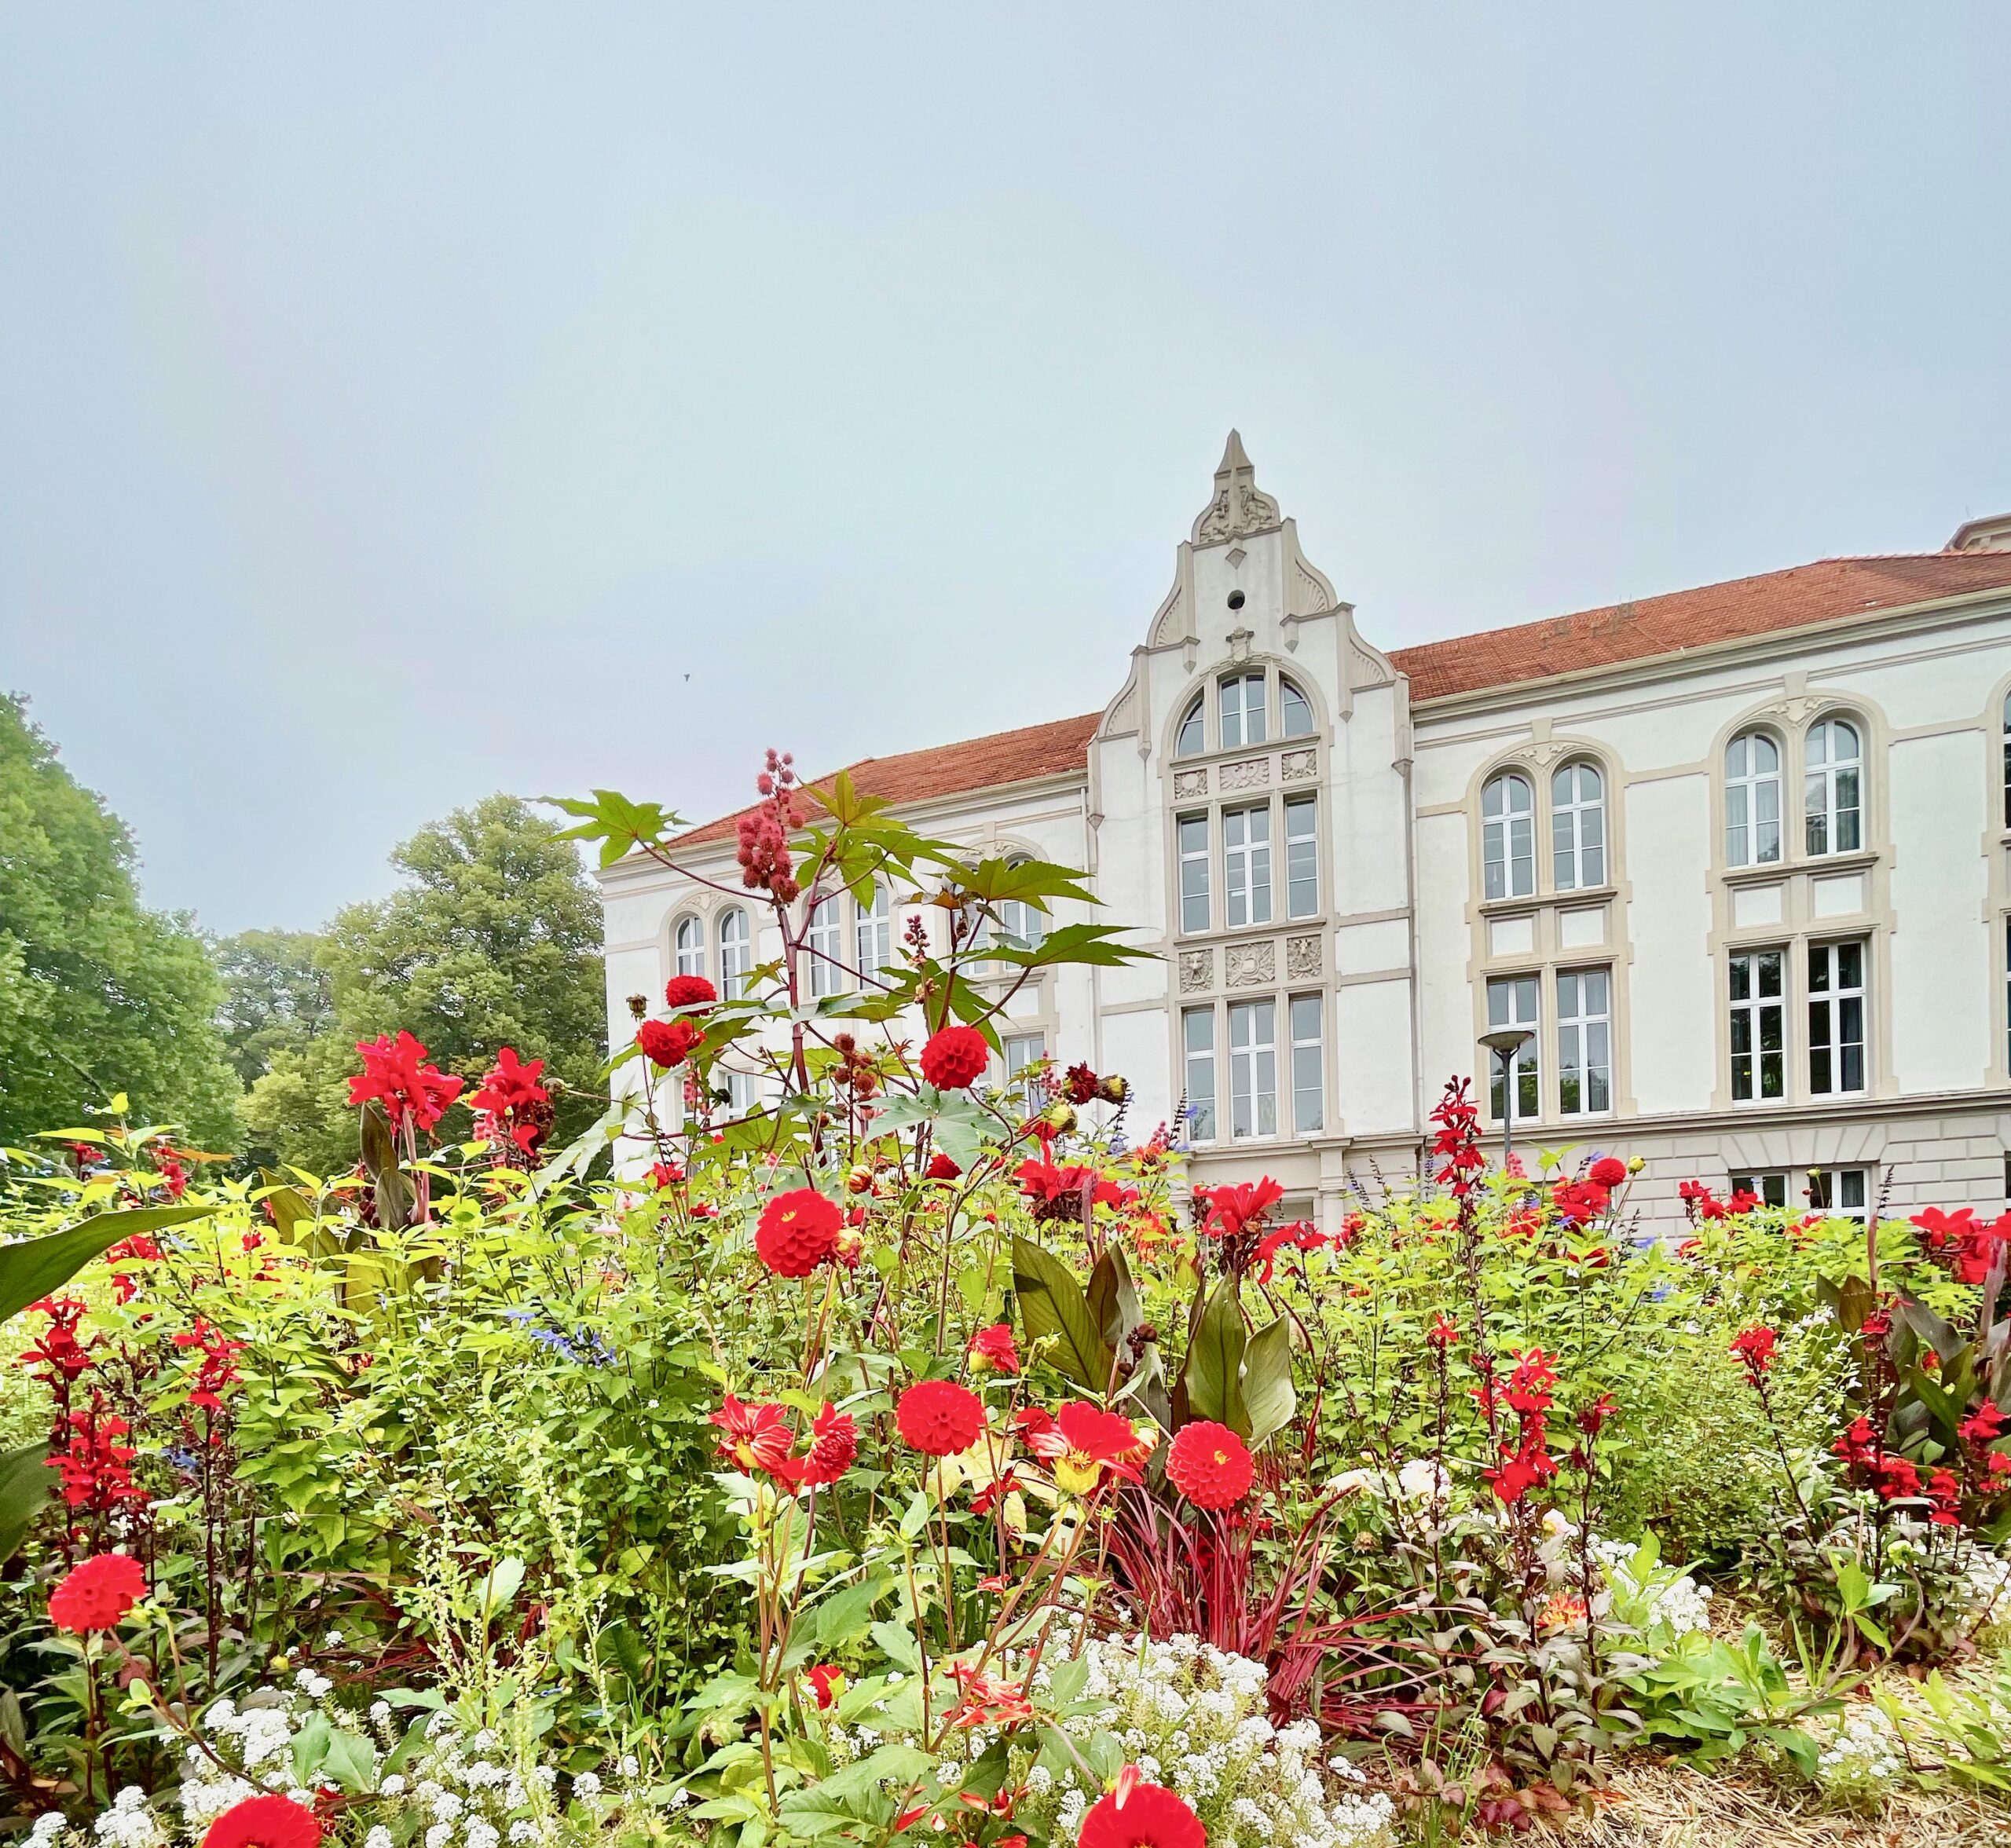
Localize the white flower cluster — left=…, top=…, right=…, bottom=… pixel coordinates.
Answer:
left=1592, top=1538, right=1712, bottom=1641
left=1956, top=1548, right=2011, bottom=1647
left=1020, top=1634, right=1396, bottom=1848
left=1815, top=1705, right=1903, bottom=1810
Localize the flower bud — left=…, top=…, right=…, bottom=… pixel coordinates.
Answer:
left=1097, top=1074, right=1129, bottom=1106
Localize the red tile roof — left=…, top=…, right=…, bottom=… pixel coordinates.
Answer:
left=675, top=711, right=1101, bottom=849
left=1389, top=552, right=2011, bottom=704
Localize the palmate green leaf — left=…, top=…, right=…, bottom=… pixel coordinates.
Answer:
left=1013, top=1237, right=1114, bottom=1392
left=985, top=923, right=1152, bottom=971
left=542, top=790, right=685, bottom=869
left=0, top=1203, right=214, bottom=1325
left=959, top=856, right=1100, bottom=910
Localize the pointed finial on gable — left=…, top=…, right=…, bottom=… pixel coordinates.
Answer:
left=1192, top=429, right=1281, bottom=544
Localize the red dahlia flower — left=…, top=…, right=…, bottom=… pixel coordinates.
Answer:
left=1550, top=1178, right=1610, bottom=1225
left=1077, top=1772, right=1204, bottom=1848
left=968, top=1323, right=1021, bottom=1376
left=663, top=974, right=718, bottom=1010
left=347, top=1030, right=463, bottom=1132
left=202, top=1794, right=322, bottom=1848
left=1196, top=1176, right=1285, bottom=1240
left=1021, top=1402, right=1154, bottom=1496
left=794, top=1403, right=858, bottom=1486
left=1166, top=1420, right=1255, bottom=1510
left=47, top=1552, right=146, bottom=1633
left=637, top=1017, right=701, bottom=1070
left=896, top=1379, right=986, bottom=1456
left=1588, top=1156, right=1628, bottom=1188
left=754, top=1188, right=842, bottom=1277
left=920, top=1026, right=989, bottom=1090
left=710, top=1394, right=797, bottom=1479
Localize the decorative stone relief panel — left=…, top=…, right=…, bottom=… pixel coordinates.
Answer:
left=1173, top=769, right=1208, bottom=800
left=1219, top=757, right=1270, bottom=792
left=1178, top=950, right=1213, bottom=994
left=1280, top=749, right=1317, bottom=782
left=1285, top=934, right=1322, bottom=979
left=1225, top=941, right=1275, bottom=988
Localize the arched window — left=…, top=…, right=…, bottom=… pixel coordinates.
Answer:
left=1481, top=771, right=1535, bottom=900
left=995, top=858, right=1046, bottom=952
left=2002, top=693, right=2011, bottom=829
left=855, top=880, right=892, bottom=977
left=1804, top=718, right=1862, bottom=857
left=1551, top=761, right=1606, bottom=891
left=1726, top=733, right=1782, bottom=867
left=719, top=907, right=753, bottom=999
left=1280, top=676, right=1314, bottom=740
left=1218, top=672, right=1267, bottom=750
left=806, top=895, right=844, bottom=997
left=674, top=915, right=705, bottom=979
left=1174, top=694, right=1206, bottom=758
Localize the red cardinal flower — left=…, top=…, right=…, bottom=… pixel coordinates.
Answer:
left=1077, top=1772, right=1204, bottom=1848
left=709, top=1394, right=797, bottom=1479
left=1252, top=1220, right=1328, bottom=1284
left=1731, top=1326, right=1777, bottom=1381
left=754, top=1188, right=842, bottom=1278
left=1588, top=1156, right=1628, bottom=1188
left=968, top=1323, right=1021, bottom=1376
left=1022, top=1402, right=1155, bottom=1496
left=1166, top=1421, right=1255, bottom=1510
left=47, top=1553, right=146, bottom=1632
left=1196, top=1177, right=1285, bottom=1240
left=920, top=1026, right=990, bottom=1090
left=637, top=1017, right=701, bottom=1070
left=202, top=1795, right=322, bottom=1848
left=896, top=1379, right=986, bottom=1456
left=347, top=1030, right=463, bottom=1132
left=1959, top=1400, right=2006, bottom=1447
left=663, top=974, right=718, bottom=1011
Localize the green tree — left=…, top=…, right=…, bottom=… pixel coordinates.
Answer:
left=245, top=796, right=606, bottom=1173
left=211, top=928, right=333, bottom=1086
left=0, top=693, right=241, bottom=1151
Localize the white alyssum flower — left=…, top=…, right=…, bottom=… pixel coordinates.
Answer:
left=1815, top=1704, right=1903, bottom=1808
left=570, top=1773, right=603, bottom=1800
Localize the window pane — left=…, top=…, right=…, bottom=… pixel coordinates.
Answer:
left=808, top=897, right=843, bottom=997
left=1485, top=975, right=1540, bottom=1120
left=1183, top=1008, right=1216, bottom=1141
left=1229, top=1000, right=1277, bottom=1138
left=1285, top=796, right=1319, bottom=918
left=1280, top=679, right=1313, bottom=738
left=1176, top=697, right=1205, bottom=758
left=1290, top=994, right=1323, bottom=1133
left=1178, top=814, right=1210, bottom=933
left=1225, top=803, right=1272, bottom=927
left=1557, top=965, right=1611, bottom=1117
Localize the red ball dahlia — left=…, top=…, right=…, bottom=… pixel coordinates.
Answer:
left=1077, top=1774, right=1204, bottom=1848
left=896, top=1378, right=986, bottom=1456
left=754, top=1189, right=842, bottom=1278
left=920, top=1026, right=989, bottom=1090
left=47, top=1552, right=147, bottom=1633
left=636, top=1017, right=701, bottom=1069
left=663, top=974, right=717, bottom=1010
left=201, top=1795, right=322, bottom=1848
left=1588, top=1155, right=1628, bottom=1188
left=1166, top=1420, right=1255, bottom=1510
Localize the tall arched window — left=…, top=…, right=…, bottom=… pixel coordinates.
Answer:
left=1726, top=733, right=1782, bottom=867
left=855, top=880, right=892, bottom=977
left=2002, top=693, right=2011, bottom=829
left=674, top=915, right=705, bottom=979
left=1481, top=771, right=1535, bottom=900
left=995, top=858, right=1046, bottom=952
left=1551, top=761, right=1606, bottom=891
left=1218, top=673, right=1267, bottom=750
left=719, top=907, right=753, bottom=999
left=1803, top=718, right=1861, bottom=857
left=1280, top=676, right=1314, bottom=739
left=806, top=895, right=844, bottom=997
left=1174, top=694, right=1205, bottom=758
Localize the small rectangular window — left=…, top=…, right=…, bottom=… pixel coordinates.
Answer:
left=1289, top=993, right=1324, bottom=1133
left=1223, top=803, right=1273, bottom=928
left=1806, top=1168, right=1869, bottom=1220
left=1002, top=1033, right=1046, bottom=1111
left=1555, top=968, right=1611, bottom=1116
left=1183, top=1007, right=1216, bottom=1142
left=1485, top=975, right=1540, bottom=1122
left=807, top=896, right=844, bottom=998
left=726, top=1068, right=760, bottom=1118
left=1284, top=796, right=1319, bottom=919
left=1729, top=949, right=1785, bottom=1101
left=1730, top=1170, right=1789, bottom=1209
left=1808, top=939, right=1866, bottom=1096
left=1228, top=999, right=1277, bottom=1139
left=1178, top=814, right=1211, bottom=934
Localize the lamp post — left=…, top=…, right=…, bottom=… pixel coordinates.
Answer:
left=1478, top=1026, right=1536, bottom=1171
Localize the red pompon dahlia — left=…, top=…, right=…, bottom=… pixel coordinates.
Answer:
left=795, top=1403, right=858, bottom=1486
left=926, top=1152, right=963, bottom=1181
left=1588, top=1155, right=1628, bottom=1188
left=636, top=1017, right=702, bottom=1070
left=968, top=1323, right=1021, bottom=1376
left=663, top=974, right=717, bottom=1010
left=202, top=1794, right=323, bottom=1848
left=920, top=1026, right=989, bottom=1090
left=896, top=1378, right=986, bottom=1456
left=47, top=1552, right=147, bottom=1633
left=1077, top=1773, right=1204, bottom=1848
left=754, top=1188, right=842, bottom=1278
left=1166, top=1420, right=1255, bottom=1510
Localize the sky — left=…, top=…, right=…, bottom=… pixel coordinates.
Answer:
left=2, top=5, right=2008, bottom=934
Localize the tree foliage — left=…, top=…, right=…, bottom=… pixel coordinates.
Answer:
left=0, top=693, right=240, bottom=1151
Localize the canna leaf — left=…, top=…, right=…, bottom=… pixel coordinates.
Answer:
left=1012, top=1237, right=1114, bottom=1393
left=0, top=1203, right=212, bottom=1326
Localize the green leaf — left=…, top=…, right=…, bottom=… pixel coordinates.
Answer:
left=0, top=1442, right=53, bottom=1562
left=474, top=1557, right=526, bottom=1619
left=0, top=1204, right=212, bottom=1325
left=543, top=790, right=685, bottom=868
left=321, top=1729, right=377, bottom=1793
left=1012, top=1237, right=1114, bottom=1393
left=1181, top=1280, right=1247, bottom=1434
left=1241, top=1316, right=1296, bottom=1448
left=1085, top=1245, right=1142, bottom=1352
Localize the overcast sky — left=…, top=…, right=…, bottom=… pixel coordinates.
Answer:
left=2, top=6, right=2007, bottom=934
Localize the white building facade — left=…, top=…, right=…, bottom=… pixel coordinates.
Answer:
left=599, top=440, right=2011, bottom=1233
